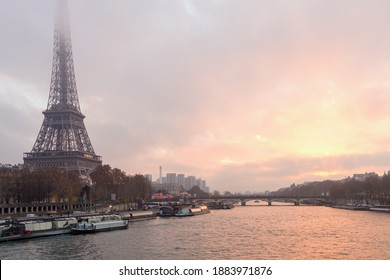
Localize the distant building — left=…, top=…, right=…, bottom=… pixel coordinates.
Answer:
left=195, top=178, right=202, bottom=188
left=184, top=176, right=196, bottom=190
left=151, top=192, right=173, bottom=200
left=177, top=174, right=185, bottom=187
left=144, top=174, right=152, bottom=182
left=352, top=172, right=378, bottom=182
left=159, top=166, right=162, bottom=183
left=150, top=167, right=210, bottom=194
left=166, top=173, right=177, bottom=185
left=151, top=182, right=181, bottom=196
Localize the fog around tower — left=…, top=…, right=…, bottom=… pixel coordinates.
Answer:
left=2, top=0, right=390, bottom=192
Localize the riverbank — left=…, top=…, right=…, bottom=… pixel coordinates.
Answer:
left=2, top=206, right=389, bottom=260
left=0, top=201, right=142, bottom=220
left=331, top=204, right=390, bottom=213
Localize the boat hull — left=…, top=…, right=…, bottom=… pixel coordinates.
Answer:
left=158, top=205, right=210, bottom=217
left=0, top=217, right=78, bottom=242
left=158, top=206, right=175, bottom=217
left=189, top=205, right=210, bottom=215
left=121, top=211, right=157, bottom=222
left=174, top=208, right=194, bottom=217
left=0, top=228, right=71, bottom=242
left=70, top=220, right=129, bottom=234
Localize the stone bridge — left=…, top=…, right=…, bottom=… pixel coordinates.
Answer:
left=193, top=195, right=329, bottom=206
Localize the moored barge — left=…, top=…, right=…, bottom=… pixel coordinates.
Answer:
left=120, top=211, right=157, bottom=222
left=70, top=214, right=129, bottom=234
left=0, top=217, right=78, bottom=242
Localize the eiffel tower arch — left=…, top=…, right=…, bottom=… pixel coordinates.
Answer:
left=24, top=0, right=102, bottom=176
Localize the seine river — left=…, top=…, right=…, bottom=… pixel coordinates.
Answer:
left=1, top=205, right=389, bottom=260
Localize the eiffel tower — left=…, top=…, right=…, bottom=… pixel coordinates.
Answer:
left=23, top=0, right=102, bottom=176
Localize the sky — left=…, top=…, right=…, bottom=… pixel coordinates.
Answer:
left=1, top=0, right=390, bottom=193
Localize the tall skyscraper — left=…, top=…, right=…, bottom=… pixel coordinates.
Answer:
left=177, top=174, right=185, bottom=187
left=166, top=173, right=177, bottom=185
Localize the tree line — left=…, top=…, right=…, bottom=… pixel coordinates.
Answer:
left=271, top=173, right=390, bottom=205
left=90, top=165, right=152, bottom=203
left=0, top=164, right=152, bottom=205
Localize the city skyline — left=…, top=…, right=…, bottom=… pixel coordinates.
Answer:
left=148, top=169, right=208, bottom=191
left=2, top=0, right=390, bottom=192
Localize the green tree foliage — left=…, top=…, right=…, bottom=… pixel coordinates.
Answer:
left=0, top=167, right=18, bottom=204
left=127, top=174, right=152, bottom=202
left=58, top=171, right=83, bottom=203
left=272, top=173, right=390, bottom=205
left=90, top=165, right=114, bottom=201
left=89, top=164, right=151, bottom=203
left=212, top=190, right=221, bottom=197
left=0, top=167, right=82, bottom=204
left=0, top=164, right=152, bottom=205
left=188, top=185, right=209, bottom=198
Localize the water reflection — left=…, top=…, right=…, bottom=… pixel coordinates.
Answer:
left=245, top=200, right=295, bottom=206
left=1, top=206, right=389, bottom=259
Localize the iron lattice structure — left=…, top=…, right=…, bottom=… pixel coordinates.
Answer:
left=24, top=0, right=102, bottom=175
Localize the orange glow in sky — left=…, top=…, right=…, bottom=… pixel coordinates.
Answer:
left=2, top=0, right=390, bottom=192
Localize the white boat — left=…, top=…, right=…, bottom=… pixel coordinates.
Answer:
left=70, top=214, right=129, bottom=234
left=207, top=201, right=235, bottom=209
left=174, top=208, right=194, bottom=217
left=189, top=204, right=210, bottom=215
left=158, top=206, right=176, bottom=217
left=370, top=207, right=390, bottom=213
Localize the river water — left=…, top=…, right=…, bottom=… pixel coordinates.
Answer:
left=1, top=205, right=389, bottom=260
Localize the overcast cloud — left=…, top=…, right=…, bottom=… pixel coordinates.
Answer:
left=2, top=0, right=390, bottom=192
